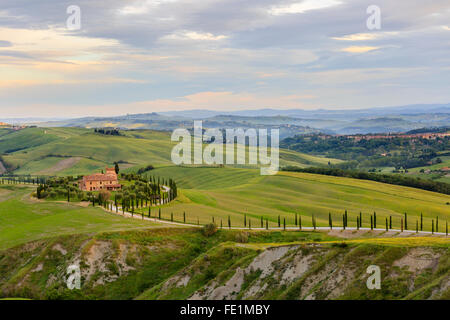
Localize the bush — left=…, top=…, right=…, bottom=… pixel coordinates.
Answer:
left=235, top=231, right=249, bottom=243
left=202, top=223, right=218, bottom=237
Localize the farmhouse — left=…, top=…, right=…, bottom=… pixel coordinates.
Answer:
left=79, top=167, right=121, bottom=191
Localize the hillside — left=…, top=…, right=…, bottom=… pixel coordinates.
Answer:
left=142, top=167, right=450, bottom=231
left=0, top=127, right=341, bottom=176
left=1, top=228, right=448, bottom=300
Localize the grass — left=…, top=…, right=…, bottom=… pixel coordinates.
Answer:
left=136, top=166, right=450, bottom=231
left=1, top=127, right=342, bottom=176
left=0, top=185, right=165, bottom=250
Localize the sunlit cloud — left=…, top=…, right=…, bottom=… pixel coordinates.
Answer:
left=340, top=46, right=380, bottom=53
left=161, top=30, right=229, bottom=41
left=269, top=0, right=342, bottom=16
left=332, top=32, right=399, bottom=41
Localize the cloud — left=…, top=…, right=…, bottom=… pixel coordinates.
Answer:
left=0, top=0, right=450, bottom=116
left=161, top=30, right=229, bottom=42
left=269, top=0, right=342, bottom=15
left=340, top=46, right=381, bottom=53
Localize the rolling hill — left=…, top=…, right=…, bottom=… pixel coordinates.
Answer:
left=0, top=127, right=342, bottom=176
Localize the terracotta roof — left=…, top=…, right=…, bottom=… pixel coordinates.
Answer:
left=83, top=173, right=118, bottom=182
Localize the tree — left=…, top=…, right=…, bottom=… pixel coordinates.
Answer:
left=228, top=216, right=231, bottom=229
left=370, top=215, right=373, bottom=230
left=436, top=216, right=439, bottom=233
left=295, top=213, right=298, bottom=226
left=244, top=214, right=247, bottom=227
left=343, top=214, right=346, bottom=230
left=401, top=218, right=404, bottom=232
left=183, top=211, right=186, bottom=223
left=385, top=218, right=388, bottom=231
left=114, top=162, right=120, bottom=174
left=266, top=218, right=269, bottom=230
left=261, top=216, right=263, bottom=228
left=404, top=212, right=408, bottom=230
left=158, top=208, right=161, bottom=220
left=278, top=215, right=281, bottom=228
left=299, top=216, right=302, bottom=230
left=359, top=212, right=362, bottom=228
left=329, top=212, right=333, bottom=230
left=356, top=216, right=359, bottom=230
left=98, top=190, right=111, bottom=206
left=389, top=216, right=392, bottom=230
left=373, top=212, right=377, bottom=229
left=432, top=219, right=434, bottom=234
left=420, top=213, right=423, bottom=231
left=312, top=214, right=316, bottom=230
left=283, top=218, right=286, bottom=231
left=416, top=220, right=418, bottom=233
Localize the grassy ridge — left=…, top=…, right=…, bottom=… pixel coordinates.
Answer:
left=0, top=127, right=342, bottom=176
left=142, top=167, right=450, bottom=230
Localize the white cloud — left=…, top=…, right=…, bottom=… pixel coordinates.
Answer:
left=269, top=0, right=342, bottom=16
left=332, top=32, right=401, bottom=41
left=160, top=30, right=229, bottom=41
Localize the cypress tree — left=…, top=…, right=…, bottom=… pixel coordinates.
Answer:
left=436, top=216, right=439, bottom=233
left=416, top=220, right=418, bottom=233
left=401, top=218, right=403, bottom=232
left=360, top=212, right=362, bottom=228
left=220, top=219, right=223, bottom=229
left=432, top=220, right=434, bottom=234
left=261, top=216, right=263, bottom=228
left=389, top=216, right=392, bottom=230
left=373, top=212, right=376, bottom=229
left=283, top=218, right=286, bottom=231
left=244, top=214, right=247, bottom=227
left=299, top=216, right=302, bottom=230
left=312, top=214, right=316, bottom=230
left=356, top=216, right=359, bottom=230
left=249, top=219, right=251, bottom=230
left=158, top=208, right=161, bottom=220
left=329, top=213, right=332, bottom=230
left=446, top=221, right=448, bottom=236
left=278, top=215, right=281, bottom=228
left=266, top=218, right=269, bottom=230
left=385, top=218, right=388, bottom=231
left=183, top=211, right=186, bottom=223
left=295, top=213, right=298, bottom=226
left=404, top=212, right=408, bottom=230
left=228, top=216, right=231, bottom=229
left=148, top=206, right=151, bottom=217
left=370, top=215, right=373, bottom=230
left=342, top=214, right=346, bottom=230
left=420, top=213, right=423, bottom=231
left=171, top=212, right=173, bottom=222
left=344, top=210, right=348, bottom=228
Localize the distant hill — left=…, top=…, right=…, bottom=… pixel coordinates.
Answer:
left=18, top=103, right=450, bottom=135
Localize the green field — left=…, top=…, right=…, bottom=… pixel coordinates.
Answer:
left=0, top=185, right=164, bottom=250
left=0, top=127, right=342, bottom=176
left=1, top=127, right=449, bottom=243
left=141, top=166, right=450, bottom=231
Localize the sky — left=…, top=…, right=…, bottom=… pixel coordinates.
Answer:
left=0, top=0, right=449, bottom=117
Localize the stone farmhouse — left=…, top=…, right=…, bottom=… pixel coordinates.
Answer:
left=79, top=167, right=121, bottom=191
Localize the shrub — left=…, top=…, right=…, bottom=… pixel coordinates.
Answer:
left=235, top=231, right=249, bottom=243
left=202, top=223, right=218, bottom=237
